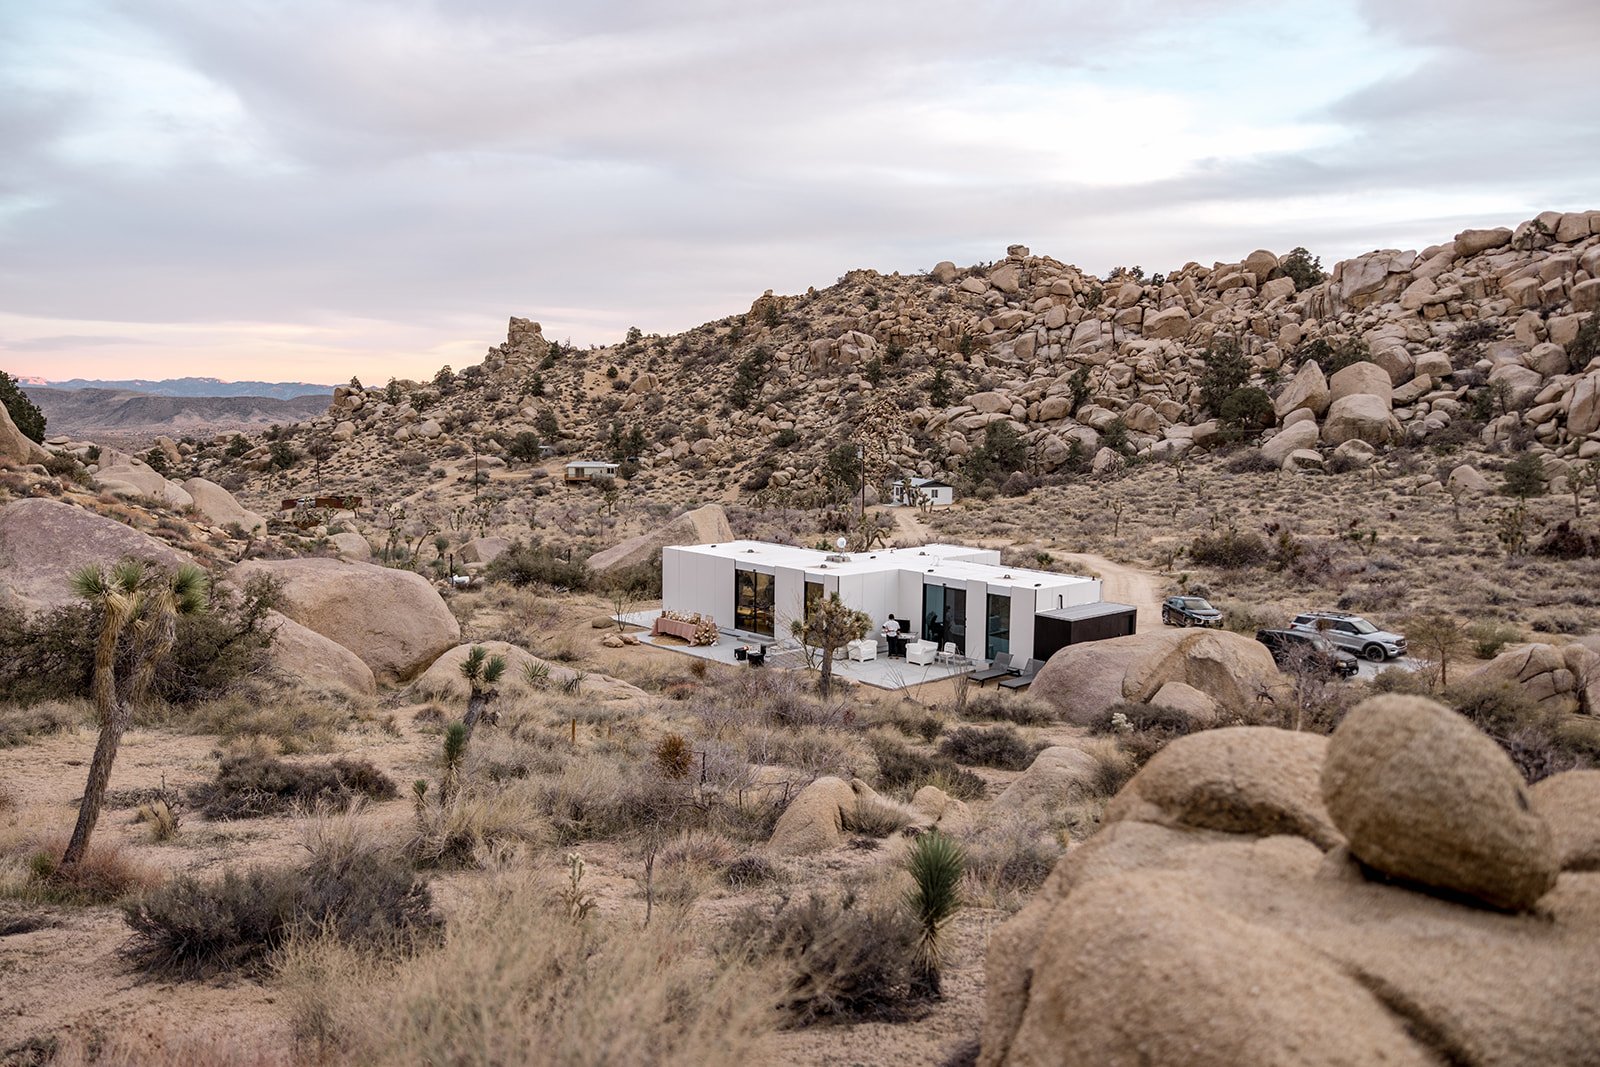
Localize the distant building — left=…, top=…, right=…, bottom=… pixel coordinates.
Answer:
left=890, top=477, right=956, bottom=507
left=564, top=460, right=619, bottom=484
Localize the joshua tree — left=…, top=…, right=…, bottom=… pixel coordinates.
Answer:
left=904, top=830, right=965, bottom=996
left=790, top=592, right=871, bottom=698
left=459, top=645, right=507, bottom=738
left=60, top=560, right=209, bottom=871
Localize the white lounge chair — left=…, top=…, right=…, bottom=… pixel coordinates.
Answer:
left=906, top=640, right=937, bottom=666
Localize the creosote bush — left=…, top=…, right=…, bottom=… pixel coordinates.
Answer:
left=731, top=892, right=926, bottom=1026
left=867, top=735, right=986, bottom=800
left=122, top=848, right=438, bottom=979
left=1188, top=528, right=1270, bottom=567
left=190, top=754, right=398, bottom=819
left=961, top=692, right=1059, bottom=726
left=937, top=725, right=1040, bottom=770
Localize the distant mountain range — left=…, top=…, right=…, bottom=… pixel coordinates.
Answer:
left=25, top=386, right=331, bottom=443
left=31, top=376, right=335, bottom=400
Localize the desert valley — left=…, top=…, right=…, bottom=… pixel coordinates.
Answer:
left=3, top=208, right=1600, bottom=1065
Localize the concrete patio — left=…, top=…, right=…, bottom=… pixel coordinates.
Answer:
left=613, top=610, right=979, bottom=691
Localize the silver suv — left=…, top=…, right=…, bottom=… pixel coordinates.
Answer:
left=1290, top=611, right=1407, bottom=663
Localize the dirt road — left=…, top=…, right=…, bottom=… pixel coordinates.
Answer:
left=1051, top=552, right=1167, bottom=633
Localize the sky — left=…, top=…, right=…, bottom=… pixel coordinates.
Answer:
left=2, top=0, right=1598, bottom=385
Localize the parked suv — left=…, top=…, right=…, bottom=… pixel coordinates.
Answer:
left=1161, top=595, right=1223, bottom=628
left=1290, top=611, right=1407, bottom=662
left=1256, top=628, right=1359, bottom=677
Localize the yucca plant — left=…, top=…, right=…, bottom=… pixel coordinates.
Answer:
left=459, top=645, right=507, bottom=738
left=60, top=560, right=208, bottom=872
left=441, top=722, right=469, bottom=801
left=903, top=830, right=965, bottom=996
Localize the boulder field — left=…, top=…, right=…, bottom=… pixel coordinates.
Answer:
left=980, top=696, right=1600, bottom=1066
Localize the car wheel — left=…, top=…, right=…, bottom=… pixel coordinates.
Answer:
left=1362, top=644, right=1386, bottom=663
left=1162, top=609, right=1174, bottom=626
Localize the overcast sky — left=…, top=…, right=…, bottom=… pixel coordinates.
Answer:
left=3, top=0, right=1598, bottom=385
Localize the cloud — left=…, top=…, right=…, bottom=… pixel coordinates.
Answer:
left=0, top=0, right=1597, bottom=382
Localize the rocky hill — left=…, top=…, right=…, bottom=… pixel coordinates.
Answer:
left=26, top=386, right=330, bottom=443
left=177, top=209, right=1597, bottom=519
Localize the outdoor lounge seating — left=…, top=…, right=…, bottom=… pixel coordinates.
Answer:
left=969, top=652, right=1016, bottom=685
left=997, top=658, right=1042, bottom=689
left=847, top=638, right=878, bottom=662
left=906, top=640, right=937, bottom=665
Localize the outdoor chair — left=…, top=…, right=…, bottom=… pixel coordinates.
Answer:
left=969, top=652, right=1015, bottom=686
left=998, top=658, right=1043, bottom=690
left=906, top=640, right=937, bottom=666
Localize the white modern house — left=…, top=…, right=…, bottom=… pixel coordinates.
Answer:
left=890, top=478, right=956, bottom=507
left=660, top=540, right=1104, bottom=664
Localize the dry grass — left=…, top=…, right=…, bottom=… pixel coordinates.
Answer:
left=0, top=699, right=87, bottom=747
left=163, top=692, right=351, bottom=753
left=0, top=831, right=163, bottom=906
left=408, top=784, right=553, bottom=869
left=276, top=871, right=776, bottom=1066
left=45, top=1032, right=293, bottom=1067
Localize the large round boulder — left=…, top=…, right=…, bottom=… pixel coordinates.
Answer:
left=1321, top=393, right=1398, bottom=446
left=1529, top=770, right=1600, bottom=872
left=1105, top=727, right=1341, bottom=848
left=767, top=776, right=860, bottom=854
left=991, top=744, right=1106, bottom=815
left=1273, top=360, right=1330, bottom=419
left=1031, top=631, right=1188, bottom=725
left=1465, top=642, right=1599, bottom=716
left=262, top=610, right=377, bottom=697
left=1321, top=695, right=1558, bottom=911
left=0, top=401, right=49, bottom=467
left=0, top=498, right=190, bottom=613
left=181, top=478, right=266, bottom=533
left=1120, top=629, right=1283, bottom=712
left=231, top=557, right=461, bottom=685
left=586, top=504, right=733, bottom=573
left=1327, top=361, right=1394, bottom=406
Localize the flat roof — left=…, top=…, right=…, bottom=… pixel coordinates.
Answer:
left=669, top=540, right=1096, bottom=591
left=1037, top=601, right=1137, bottom=621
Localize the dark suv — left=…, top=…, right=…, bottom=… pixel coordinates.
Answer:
left=1162, top=595, right=1223, bottom=628
left=1256, top=628, right=1359, bottom=677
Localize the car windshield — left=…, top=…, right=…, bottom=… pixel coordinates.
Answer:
left=1180, top=598, right=1213, bottom=610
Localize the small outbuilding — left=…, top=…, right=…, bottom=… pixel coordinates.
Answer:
left=564, top=460, right=619, bottom=484
left=1031, top=602, right=1137, bottom=661
left=890, top=478, right=956, bottom=507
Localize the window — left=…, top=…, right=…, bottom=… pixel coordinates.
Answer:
left=804, top=580, right=823, bottom=623
left=735, top=568, right=775, bottom=637
left=985, top=592, right=1010, bottom=660
left=922, top=583, right=967, bottom=650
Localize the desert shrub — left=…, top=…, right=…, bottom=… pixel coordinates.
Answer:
left=0, top=699, right=84, bottom=746
left=1496, top=725, right=1592, bottom=784
left=12, top=837, right=161, bottom=905
left=408, top=786, right=552, bottom=869
left=122, top=851, right=438, bottom=979
left=1296, top=335, right=1371, bottom=375
left=1534, top=520, right=1600, bottom=560
left=1279, top=247, right=1325, bottom=290
left=1367, top=667, right=1432, bottom=696
left=731, top=892, right=925, bottom=1026
left=165, top=693, right=348, bottom=751
left=960, top=817, right=1063, bottom=906
left=278, top=876, right=773, bottom=1065
left=1443, top=678, right=1545, bottom=735
left=1223, top=448, right=1278, bottom=474
left=962, top=691, right=1059, bottom=726
left=487, top=541, right=591, bottom=591
left=1218, top=387, right=1274, bottom=434
left=842, top=793, right=919, bottom=838
left=1570, top=315, right=1600, bottom=366
left=1501, top=452, right=1547, bottom=498
left=867, top=735, right=986, bottom=800
left=1467, top=621, right=1522, bottom=660
left=937, top=725, right=1040, bottom=770
left=722, top=852, right=779, bottom=889
left=1198, top=336, right=1250, bottom=415
left=190, top=754, right=398, bottom=820
left=535, top=757, right=697, bottom=842
left=1087, top=701, right=1197, bottom=773
left=1188, top=528, right=1270, bottom=568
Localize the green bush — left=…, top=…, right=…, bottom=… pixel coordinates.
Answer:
left=1501, top=453, right=1547, bottom=498
left=1198, top=336, right=1250, bottom=415
left=962, top=691, right=1059, bottom=726
left=1443, top=678, right=1544, bottom=735
left=937, top=725, right=1040, bottom=770
left=486, top=541, right=591, bottom=591
left=1279, top=247, right=1325, bottom=291
left=1218, top=387, right=1274, bottom=432
left=122, top=851, right=438, bottom=979
left=1467, top=621, right=1522, bottom=659
left=0, top=370, right=46, bottom=443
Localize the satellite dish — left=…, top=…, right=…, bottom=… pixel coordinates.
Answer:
left=836, top=537, right=848, bottom=551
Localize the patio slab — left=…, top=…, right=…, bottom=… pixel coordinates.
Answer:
left=614, top=610, right=979, bottom=691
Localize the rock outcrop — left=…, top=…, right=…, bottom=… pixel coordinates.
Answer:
left=231, top=557, right=461, bottom=685
left=262, top=611, right=377, bottom=697
left=0, top=402, right=50, bottom=467
left=0, top=498, right=190, bottom=613
left=411, top=640, right=648, bottom=704
left=1465, top=642, right=1600, bottom=716
left=981, top=698, right=1596, bottom=1067
left=181, top=478, right=266, bottom=533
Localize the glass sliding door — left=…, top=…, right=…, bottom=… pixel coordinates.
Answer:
left=921, top=583, right=968, bottom=653
left=735, top=568, right=775, bottom=637
left=985, top=592, right=1010, bottom=660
